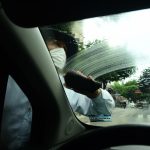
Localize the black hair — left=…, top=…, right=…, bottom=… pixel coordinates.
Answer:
left=40, top=27, right=78, bottom=58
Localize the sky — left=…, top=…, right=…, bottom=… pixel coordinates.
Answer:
left=80, top=8, right=150, bottom=81
left=82, top=8, right=150, bottom=48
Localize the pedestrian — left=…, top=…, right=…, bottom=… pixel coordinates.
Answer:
left=41, top=27, right=115, bottom=117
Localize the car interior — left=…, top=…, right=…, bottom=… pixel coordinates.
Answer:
left=1, top=0, right=150, bottom=150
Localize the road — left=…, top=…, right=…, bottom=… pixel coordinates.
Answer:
left=76, top=106, right=150, bottom=126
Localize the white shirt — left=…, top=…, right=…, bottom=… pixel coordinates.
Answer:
left=2, top=75, right=115, bottom=149
left=60, top=75, right=115, bottom=116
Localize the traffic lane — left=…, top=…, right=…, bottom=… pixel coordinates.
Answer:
left=77, top=107, right=150, bottom=126
left=131, top=107, right=150, bottom=125
left=88, top=107, right=140, bottom=126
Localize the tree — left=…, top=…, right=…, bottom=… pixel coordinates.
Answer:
left=111, top=80, right=139, bottom=102
left=111, top=82, right=124, bottom=94
left=124, top=80, right=138, bottom=86
left=138, top=67, right=150, bottom=93
left=122, top=85, right=138, bottom=101
left=96, top=66, right=136, bottom=89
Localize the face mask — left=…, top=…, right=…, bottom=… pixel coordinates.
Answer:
left=50, top=48, right=66, bottom=71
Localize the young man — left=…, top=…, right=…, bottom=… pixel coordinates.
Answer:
left=41, top=27, right=115, bottom=117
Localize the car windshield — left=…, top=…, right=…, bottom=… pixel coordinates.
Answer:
left=40, top=8, right=150, bottom=127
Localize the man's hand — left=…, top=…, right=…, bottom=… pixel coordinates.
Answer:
left=64, top=70, right=102, bottom=98
left=85, top=88, right=101, bottom=99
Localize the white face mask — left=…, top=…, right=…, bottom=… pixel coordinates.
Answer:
left=50, top=48, right=66, bottom=71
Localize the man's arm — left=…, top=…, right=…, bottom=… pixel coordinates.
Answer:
left=64, top=70, right=102, bottom=96
left=63, top=71, right=115, bottom=116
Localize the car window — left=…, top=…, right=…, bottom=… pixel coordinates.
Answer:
left=0, top=75, right=32, bottom=150
left=40, top=8, right=150, bottom=127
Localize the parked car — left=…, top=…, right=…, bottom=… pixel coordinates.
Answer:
left=129, top=101, right=135, bottom=108
left=136, top=101, right=149, bottom=109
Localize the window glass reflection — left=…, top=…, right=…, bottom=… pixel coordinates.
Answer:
left=42, top=8, right=150, bottom=126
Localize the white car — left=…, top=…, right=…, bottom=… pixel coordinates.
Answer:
left=129, top=102, right=135, bottom=108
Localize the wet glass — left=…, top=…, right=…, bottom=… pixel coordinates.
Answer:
left=41, top=8, right=150, bottom=126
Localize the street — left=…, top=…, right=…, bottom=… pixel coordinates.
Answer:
left=76, top=106, right=150, bottom=126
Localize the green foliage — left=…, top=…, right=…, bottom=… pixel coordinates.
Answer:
left=140, top=93, right=150, bottom=103
left=138, top=67, right=150, bottom=93
left=122, top=85, right=138, bottom=100
left=124, top=80, right=138, bottom=86
left=97, top=66, right=136, bottom=88
left=112, top=80, right=139, bottom=101
left=111, top=82, right=124, bottom=94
